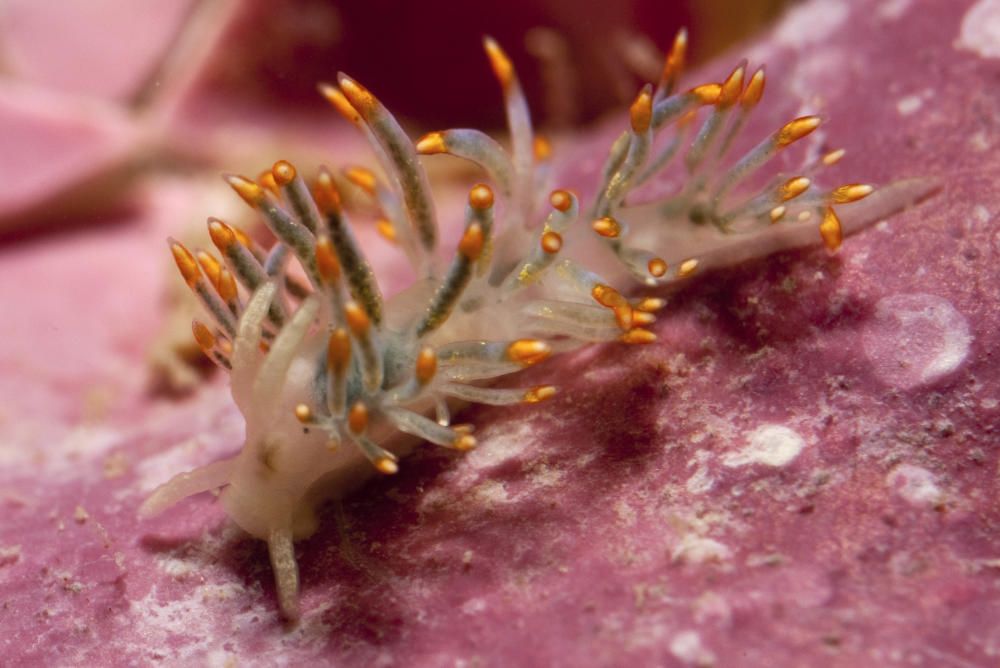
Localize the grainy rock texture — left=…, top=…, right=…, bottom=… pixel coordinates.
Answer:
left=2, top=0, right=999, bottom=666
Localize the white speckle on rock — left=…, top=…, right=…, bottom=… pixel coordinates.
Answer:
left=157, top=555, right=196, bottom=578
left=969, top=130, right=991, bottom=152
left=862, top=294, right=972, bottom=389
left=957, top=0, right=1000, bottom=59
left=670, top=630, right=717, bottom=666
left=672, top=535, right=731, bottom=565
left=461, top=597, right=487, bottom=615
left=724, top=425, right=806, bottom=468
left=887, top=464, right=944, bottom=507
left=464, top=421, right=535, bottom=470
left=686, top=464, right=714, bottom=494
left=896, top=94, right=923, bottom=116
left=0, top=544, right=21, bottom=567
left=775, top=1, right=849, bottom=49
left=879, top=0, right=912, bottom=20
left=473, top=479, right=511, bottom=505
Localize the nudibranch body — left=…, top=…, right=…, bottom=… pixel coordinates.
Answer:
left=144, top=32, right=926, bottom=620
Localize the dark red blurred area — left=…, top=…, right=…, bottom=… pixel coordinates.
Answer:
left=189, top=0, right=787, bottom=130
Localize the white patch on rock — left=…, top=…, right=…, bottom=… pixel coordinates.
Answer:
left=461, top=597, right=487, bottom=615
left=671, top=535, right=731, bottom=565
left=887, top=464, right=944, bottom=507
left=670, top=630, right=717, bottom=666
left=896, top=94, right=923, bottom=116
left=473, top=479, right=511, bottom=505
left=879, top=0, right=912, bottom=20
left=0, top=544, right=22, bottom=567
left=862, top=294, right=972, bottom=389
left=969, top=130, right=991, bottom=152
left=464, top=421, right=535, bottom=470
left=775, top=1, right=849, bottom=49
left=686, top=464, right=714, bottom=494
left=724, top=425, right=806, bottom=468
left=957, top=0, right=1000, bottom=59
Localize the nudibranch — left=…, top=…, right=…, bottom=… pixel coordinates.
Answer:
left=143, top=32, right=926, bottom=620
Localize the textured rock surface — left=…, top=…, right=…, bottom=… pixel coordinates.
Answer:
left=3, top=0, right=1000, bottom=665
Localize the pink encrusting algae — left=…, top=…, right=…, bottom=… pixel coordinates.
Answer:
left=142, top=31, right=931, bottom=620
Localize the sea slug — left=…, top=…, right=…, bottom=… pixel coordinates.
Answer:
left=142, top=32, right=929, bottom=620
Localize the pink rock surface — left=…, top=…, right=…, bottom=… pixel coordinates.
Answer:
left=3, top=0, right=1000, bottom=665
left=0, top=84, right=137, bottom=231
left=0, top=0, right=198, bottom=103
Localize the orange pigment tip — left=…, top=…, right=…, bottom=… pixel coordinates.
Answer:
left=691, top=83, right=722, bottom=105
left=660, top=27, right=688, bottom=87
left=632, top=311, right=656, bottom=326
left=272, top=160, right=296, bottom=186
left=777, top=116, right=821, bottom=147
left=832, top=184, right=874, bottom=203
left=592, top=284, right=627, bottom=308
left=621, top=328, right=657, bottom=344
left=468, top=184, right=494, bottom=210
left=523, top=386, right=557, bottom=403
left=376, top=219, right=397, bottom=243
left=170, top=241, right=201, bottom=287
left=313, top=168, right=342, bottom=214
left=375, top=458, right=399, bottom=475
left=343, top=166, right=377, bottom=194
left=648, top=257, right=668, bottom=278
left=257, top=170, right=279, bottom=196
left=780, top=177, right=811, bottom=201
left=348, top=401, right=369, bottom=434
left=458, top=223, right=485, bottom=260
left=294, top=404, right=312, bottom=424
left=191, top=320, right=215, bottom=350
left=318, top=83, right=361, bottom=125
left=507, top=339, right=551, bottom=366
left=415, top=132, right=447, bottom=155
left=592, top=217, right=621, bottom=238
left=225, top=175, right=266, bottom=206
left=233, top=228, right=254, bottom=249
left=614, top=305, right=633, bottom=331
left=770, top=205, right=787, bottom=223
left=718, top=63, right=746, bottom=108
left=630, top=85, right=653, bottom=134
left=549, top=190, right=572, bottom=212
left=218, top=269, right=238, bottom=302
left=741, top=68, right=766, bottom=109
left=327, top=328, right=351, bottom=372
left=315, top=236, right=342, bottom=283
left=337, top=74, right=378, bottom=114
left=207, top=218, right=236, bottom=250
left=345, top=302, right=371, bottom=335
left=822, top=148, right=846, bottom=166
left=820, top=207, right=843, bottom=250
left=453, top=434, right=477, bottom=452
left=483, top=36, right=515, bottom=88
left=677, top=258, right=699, bottom=278
left=533, top=135, right=552, bottom=161
left=415, top=347, right=437, bottom=385
left=196, top=251, right=222, bottom=287
left=540, top=231, right=562, bottom=254
left=635, top=297, right=666, bottom=313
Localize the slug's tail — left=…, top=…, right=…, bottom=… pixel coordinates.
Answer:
left=138, top=457, right=237, bottom=518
